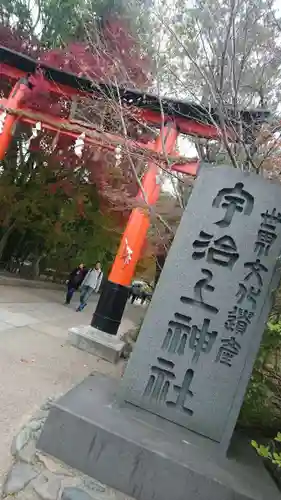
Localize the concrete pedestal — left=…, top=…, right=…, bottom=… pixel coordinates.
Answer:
left=68, top=325, right=126, bottom=363
left=38, top=374, right=280, bottom=500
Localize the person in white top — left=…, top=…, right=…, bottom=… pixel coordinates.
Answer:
left=76, top=261, right=103, bottom=311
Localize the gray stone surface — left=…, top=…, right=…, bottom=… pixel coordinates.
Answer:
left=38, top=374, right=280, bottom=500
left=3, top=463, right=38, bottom=495
left=68, top=326, right=126, bottom=363
left=0, top=309, right=40, bottom=327
left=12, top=427, right=33, bottom=456
left=29, top=421, right=42, bottom=432
left=18, top=439, right=37, bottom=464
left=14, top=484, right=41, bottom=500
left=121, top=165, right=281, bottom=452
left=36, top=453, right=74, bottom=476
left=62, top=487, right=92, bottom=500
left=32, top=473, right=62, bottom=500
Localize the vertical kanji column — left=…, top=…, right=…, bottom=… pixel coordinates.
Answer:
left=91, top=122, right=178, bottom=335
left=0, top=77, right=31, bottom=160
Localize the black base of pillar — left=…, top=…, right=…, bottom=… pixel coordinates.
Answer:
left=91, top=280, right=129, bottom=335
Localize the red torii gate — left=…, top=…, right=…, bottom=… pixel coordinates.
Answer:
left=0, top=46, right=269, bottom=335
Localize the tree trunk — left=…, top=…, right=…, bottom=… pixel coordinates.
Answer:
left=0, top=221, right=16, bottom=261
left=30, top=254, right=45, bottom=279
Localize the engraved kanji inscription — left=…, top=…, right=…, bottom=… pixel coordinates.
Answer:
left=236, top=283, right=261, bottom=310
left=143, top=359, right=194, bottom=415
left=166, top=369, right=194, bottom=415
left=255, top=208, right=281, bottom=257
left=180, top=269, right=219, bottom=314
left=143, top=357, right=175, bottom=402
left=216, top=337, right=241, bottom=367
left=189, top=318, right=217, bottom=363
left=244, top=259, right=268, bottom=287
left=162, top=313, right=191, bottom=355
left=224, top=306, right=254, bottom=335
left=212, top=182, right=254, bottom=228
left=192, top=231, right=239, bottom=269
left=163, top=314, right=217, bottom=361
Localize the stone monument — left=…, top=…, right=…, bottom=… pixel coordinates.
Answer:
left=121, top=163, right=281, bottom=452
left=38, top=165, right=281, bottom=500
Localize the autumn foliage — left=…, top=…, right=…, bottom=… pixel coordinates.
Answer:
left=0, top=18, right=152, bottom=222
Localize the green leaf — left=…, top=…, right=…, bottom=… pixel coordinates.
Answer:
left=275, top=433, right=281, bottom=443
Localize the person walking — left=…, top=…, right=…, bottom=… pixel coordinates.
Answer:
left=76, top=261, right=103, bottom=311
left=65, top=263, right=87, bottom=305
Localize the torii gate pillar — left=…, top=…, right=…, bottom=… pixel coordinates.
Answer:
left=91, top=123, right=178, bottom=335
left=0, top=78, right=31, bottom=159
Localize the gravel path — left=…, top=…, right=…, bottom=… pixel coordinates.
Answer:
left=0, top=286, right=145, bottom=483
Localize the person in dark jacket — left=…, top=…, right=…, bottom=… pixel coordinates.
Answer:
left=65, top=263, right=87, bottom=304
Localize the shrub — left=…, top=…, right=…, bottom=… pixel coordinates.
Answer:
left=239, top=320, right=281, bottom=432
left=252, top=433, right=281, bottom=467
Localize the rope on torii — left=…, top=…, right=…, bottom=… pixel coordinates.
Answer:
left=0, top=102, right=199, bottom=175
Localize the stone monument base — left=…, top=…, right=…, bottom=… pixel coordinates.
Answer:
left=38, top=374, right=280, bottom=500
left=68, top=325, right=126, bottom=363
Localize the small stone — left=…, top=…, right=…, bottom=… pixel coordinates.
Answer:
left=62, top=487, right=92, bottom=500
left=29, top=420, right=42, bottom=432
left=81, top=478, right=106, bottom=494
left=3, top=463, right=38, bottom=495
left=13, top=427, right=32, bottom=454
left=32, top=473, right=62, bottom=500
left=18, top=439, right=37, bottom=464
left=36, top=453, right=74, bottom=476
